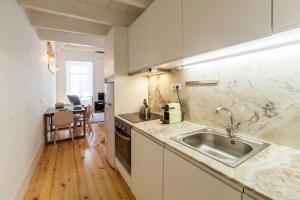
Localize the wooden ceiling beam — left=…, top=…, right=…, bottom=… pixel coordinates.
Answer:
left=36, top=28, right=105, bottom=48
left=26, top=10, right=111, bottom=36
left=115, top=0, right=151, bottom=9
left=18, top=0, right=136, bottom=26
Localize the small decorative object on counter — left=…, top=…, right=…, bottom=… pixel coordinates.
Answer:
left=140, top=99, right=151, bottom=120
left=161, top=103, right=182, bottom=124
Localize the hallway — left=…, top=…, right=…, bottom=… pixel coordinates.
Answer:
left=24, top=123, right=132, bottom=200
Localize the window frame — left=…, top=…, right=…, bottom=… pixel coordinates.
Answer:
left=66, top=61, right=93, bottom=100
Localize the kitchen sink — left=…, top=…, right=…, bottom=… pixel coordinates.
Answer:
left=172, top=129, right=269, bottom=167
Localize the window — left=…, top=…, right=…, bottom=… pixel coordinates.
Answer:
left=66, top=61, right=93, bottom=101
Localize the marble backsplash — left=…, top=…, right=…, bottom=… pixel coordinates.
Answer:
left=148, top=43, right=300, bottom=149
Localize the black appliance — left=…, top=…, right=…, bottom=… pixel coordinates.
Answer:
left=118, top=112, right=161, bottom=123
left=94, top=101, right=105, bottom=112
left=94, top=92, right=105, bottom=112
left=98, top=92, right=105, bottom=101
left=115, top=118, right=132, bottom=174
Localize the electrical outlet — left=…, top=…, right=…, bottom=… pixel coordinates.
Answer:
left=172, top=83, right=182, bottom=92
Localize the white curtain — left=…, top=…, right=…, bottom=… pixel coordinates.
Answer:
left=66, top=61, right=93, bottom=104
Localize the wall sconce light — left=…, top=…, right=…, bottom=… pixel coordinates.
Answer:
left=47, top=41, right=56, bottom=73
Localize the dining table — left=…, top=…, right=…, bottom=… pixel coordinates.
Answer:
left=43, top=105, right=86, bottom=144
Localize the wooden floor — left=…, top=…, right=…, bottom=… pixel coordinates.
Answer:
left=24, top=123, right=133, bottom=200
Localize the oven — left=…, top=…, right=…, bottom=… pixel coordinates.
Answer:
left=115, top=118, right=131, bottom=174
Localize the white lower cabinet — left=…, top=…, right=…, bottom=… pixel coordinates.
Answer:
left=130, top=130, right=248, bottom=200
left=164, top=149, right=242, bottom=200
left=242, top=194, right=256, bottom=200
left=131, top=129, right=163, bottom=200
left=243, top=190, right=266, bottom=200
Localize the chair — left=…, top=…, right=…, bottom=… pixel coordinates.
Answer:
left=74, top=105, right=94, bottom=142
left=80, top=96, right=94, bottom=118
left=52, top=111, right=75, bottom=146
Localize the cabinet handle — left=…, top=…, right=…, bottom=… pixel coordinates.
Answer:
left=116, top=131, right=131, bottom=141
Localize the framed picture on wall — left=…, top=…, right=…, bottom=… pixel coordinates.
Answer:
left=47, top=41, right=56, bottom=73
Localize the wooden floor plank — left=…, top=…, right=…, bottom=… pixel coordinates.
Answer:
left=24, top=122, right=133, bottom=200
left=63, top=142, right=79, bottom=200
left=39, top=146, right=58, bottom=200
left=24, top=147, right=51, bottom=200
left=89, top=125, right=132, bottom=200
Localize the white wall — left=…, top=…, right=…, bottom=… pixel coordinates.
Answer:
left=56, top=49, right=105, bottom=103
left=114, top=76, right=149, bottom=115
left=0, top=0, right=56, bottom=199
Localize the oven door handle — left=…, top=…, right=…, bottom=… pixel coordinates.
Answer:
left=115, top=131, right=131, bottom=141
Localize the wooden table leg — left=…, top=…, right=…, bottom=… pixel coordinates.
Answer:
left=83, top=110, right=86, bottom=137
left=73, top=119, right=77, bottom=137
left=50, top=116, right=53, bottom=131
left=44, top=115, right=48, bottom=144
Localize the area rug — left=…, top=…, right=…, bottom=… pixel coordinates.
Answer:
left=90, top=112, right=105, bottom=123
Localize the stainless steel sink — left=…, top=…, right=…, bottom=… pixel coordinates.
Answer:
left=172, top=129, right=269, bottom=167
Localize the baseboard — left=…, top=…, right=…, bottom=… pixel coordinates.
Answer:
left=11, top=142, right=44, bottom=200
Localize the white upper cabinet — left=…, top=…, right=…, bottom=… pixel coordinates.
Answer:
left=183, top=0, right=272, bottom=58
left=129, top=13, right=148, bottom=73
left=146, top=0, right=182, bottom=67
left=104, top=26, right=128, bottom=78
left=164, top=149, right=241, bottom=200
left=273, top=0, right=300, bottom=32
left=131, top=129, right=163, bottom=200
left=104, top=27, right=114, bottom=78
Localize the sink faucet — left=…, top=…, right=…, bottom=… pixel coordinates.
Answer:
left=215, top=107, right=236, bottom=138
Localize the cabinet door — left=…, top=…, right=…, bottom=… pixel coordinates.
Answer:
left=164, top=149, right=241, bottom=200
left=242, top=194, right=256, bottom=200
left=131, top=130, right=163, bottom=200
left=183, top=0, right=272, bottom=58
left=243, top=190, right=266, bottom=200
left=147, top=0, right=182, bottom=66
left=104, top=27, right=128, bottom=77
left=104, top=27, right=114, bottom=78
left=129, top=13, right=148, bottom=73
left=113, top=26, right=128, bottom=76
left=273, top=0, right=300, bottom=32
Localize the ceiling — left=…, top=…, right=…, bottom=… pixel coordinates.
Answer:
left=18, top=0, right=153, bottom=49
left=55, top=41, right=104, bottom=53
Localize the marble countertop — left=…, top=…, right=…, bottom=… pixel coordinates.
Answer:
left=116, top=116, right=300, bottom=200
